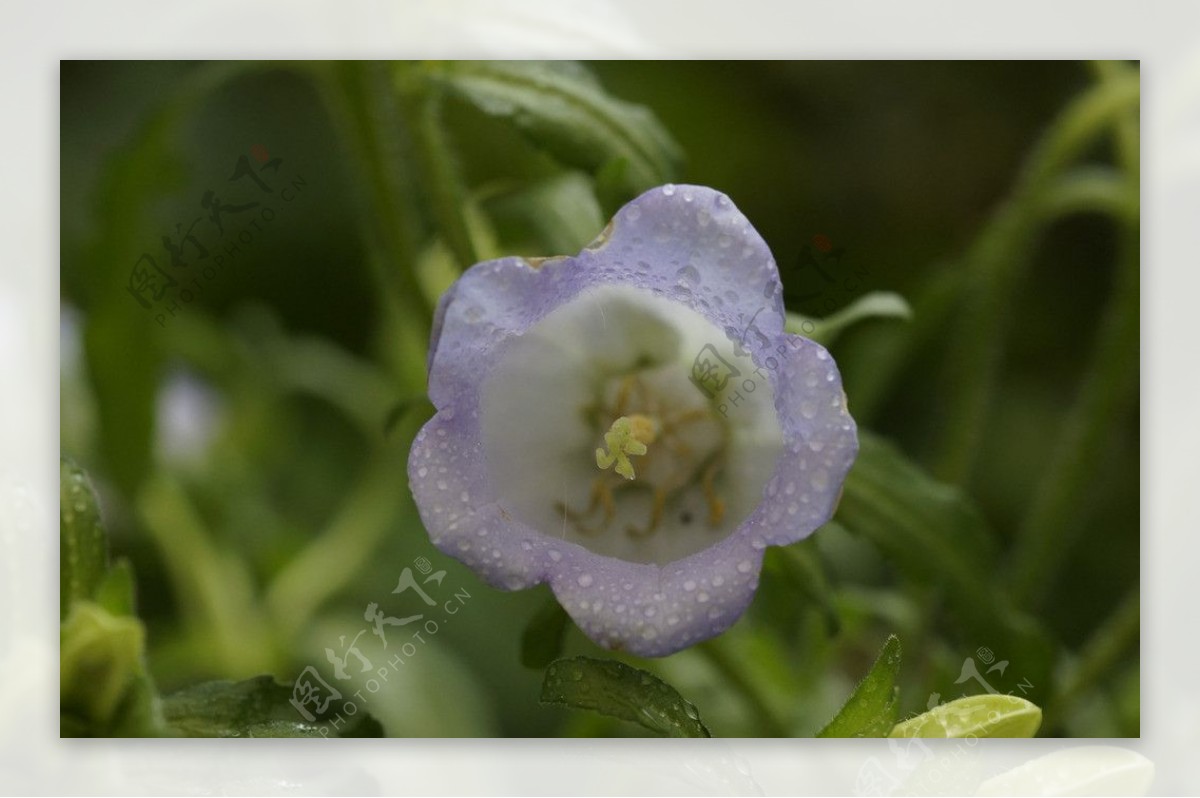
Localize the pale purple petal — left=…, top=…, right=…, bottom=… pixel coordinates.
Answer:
left=409, top=184, right=857, bottom=656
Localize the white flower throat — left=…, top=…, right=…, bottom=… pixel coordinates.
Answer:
left=481, top=285, right=783, bottom=566
left=565, top=363, right=730, bottom=540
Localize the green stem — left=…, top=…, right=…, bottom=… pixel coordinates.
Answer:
left=315, top=61, right=434, bottom=391
left=932, top=70, right=1139, bottom=484
left=1045, top=588, right=1139, bottom=730
left=397, top=65, right=481, bottom=270
left=1037, top=166, right=1135, bottom=222
left=1010, top=65, right=1140, bottom=608
left=697, top=639, right=791, bottom=737
left=266, top=431, right=418, bottom=640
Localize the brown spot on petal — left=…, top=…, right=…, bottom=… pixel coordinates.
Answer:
left=524, top=255, right=569, bottom=270
left=585, top=219, right=616, bottom=251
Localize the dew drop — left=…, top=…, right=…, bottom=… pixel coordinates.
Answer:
left=737, top=560, right=753, bottom=573
left=683, top=579, right=697, bottom=592
left=675, top=264, right=700, bottom=285
left=417, top=467, right=428, bottom=478
left=548, top=549, right=562, bottom=562
left=662, top=184, right=676, bottom=196
left=577, top=573, right=594, bottom=587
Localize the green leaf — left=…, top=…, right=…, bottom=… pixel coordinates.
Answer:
left=837, top=431, right=999, bottom=620
left=836, top=432, right=1055, bottom=703
left=60, top=457, right=109, bottom=618
left=540, top=656, right=710, bottom=738
left=485, top=172, right=606, bottom=256
left=94, top=558, right=137, bottom=617
left=817, top=635, right=901, bottom=737
left=431, top=61, right=683, bottom=200
left=521, top=595, right=571, bottom=669
left=761, top=541, right=840, bottom=636
left=60, top=601, right=165, bottom=737
left=890, top=694, right=1042, bottom=738
left=162, top=675, right=383, bottom=738
left=79, top=63, right=250, bottom=499
left=786, top=291, right=913, bottom=347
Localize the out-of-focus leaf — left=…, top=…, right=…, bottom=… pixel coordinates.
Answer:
left=838, top=431, right=997, bottom=604
left=594, top=156, right=632, bottom=219
left=60, top=457, right=109, bottom=618
left=60, top=601, right=165, bottom=737
left=540, top=656, right=710, bottom=738
left=430, top=61, right=683, bottom=200
left=162, top=675, right=382, bottom=738
left=889, top=694, right=1042, bottom=738
left=94, top=558, right=136, bottom=618
left=786, top=291, right=913, bottom=347
left=138, top=474, right=275, bottom=676
left=383, top=395, right=436, bottom=438
left=485, top=172, right=606, bottom=256
left=817, top=635, right=900, bottom=737
left=760, top=540, right=840, bottom=636
left=837, top=432, right=1054, bottom=704
left=79, top=63, right=250, bottom=498
left=520, top=595, right=571, bottom=669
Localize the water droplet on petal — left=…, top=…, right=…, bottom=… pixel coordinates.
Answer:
left=577, top=573, right=593, bottom=587
left=662, top=184, right=676, bottom=196
left=675, top=264, right=700, bottom=285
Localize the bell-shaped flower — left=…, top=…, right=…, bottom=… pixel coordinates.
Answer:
left=409, top=184, right=857, bottom=656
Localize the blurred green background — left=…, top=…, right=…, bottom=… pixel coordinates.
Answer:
left=59, top=61, right=1139, bottom=737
